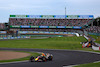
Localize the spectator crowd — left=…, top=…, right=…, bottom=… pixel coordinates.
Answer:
left=86, top=26, right=100, bottom=33
left=9, top=18, right=93, bottom=26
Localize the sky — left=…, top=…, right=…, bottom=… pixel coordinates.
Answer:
left=0, top=0, right=100, bottom=22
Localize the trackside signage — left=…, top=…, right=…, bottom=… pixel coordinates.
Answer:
left=10, top=15, right=94, bottom=19
left=39, top=26, right=48, bottom=28
left=10, top=25, right=82, bottom=29
left=49, top=26, right=56, bottom=28
left=66, top=26, right=73, bottom=28
left=10, top=25, right=20, bottom=28
left=18, top=31, right=76, bottom=35
left=57, top=26, right=66, bottom=28
left=0, top=31, right=6, bottom=33
left=31, top=26, right=39, bottom=28
left=73, top=26, right=82, bottom=29
left=21, top=26, right=30, bottom=28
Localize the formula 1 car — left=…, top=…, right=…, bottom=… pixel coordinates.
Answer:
left=29, top=53, right=53, bottom=62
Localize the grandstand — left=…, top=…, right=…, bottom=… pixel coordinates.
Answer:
left=0, top=23, right=5, bottom=30
left=0, top=23, right=7, bottom=37
left=86, top=26, right=100, bottom=33
left=8, top=15, right=94, bottom=36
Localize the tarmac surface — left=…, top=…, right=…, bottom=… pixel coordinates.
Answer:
left=0, top=48, right=100, bottom=67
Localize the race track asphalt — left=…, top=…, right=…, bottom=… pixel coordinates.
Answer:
left=0, top=48, right=100, bottom=67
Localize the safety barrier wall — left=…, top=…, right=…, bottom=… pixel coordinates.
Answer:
left=0, top=36, right=30, bottom=40
left=88, top=32, right=100, bottom=36
left=18, top=31, right=76, bottom=35
left=20, top=35, right=63, bottom=37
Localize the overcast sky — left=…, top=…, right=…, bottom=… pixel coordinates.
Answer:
left=0, top=0, right=100, bottom=22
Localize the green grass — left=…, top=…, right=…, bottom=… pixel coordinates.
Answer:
left=0, top=36, right=87, bottom=50
left=90, top=35, right=100, bottom=44
left=0, top=51, right=40, bottom=63
left=75, top=62, right=100, bottom=67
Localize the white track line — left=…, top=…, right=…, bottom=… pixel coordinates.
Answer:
left=63, top=65, right=78, bottom=67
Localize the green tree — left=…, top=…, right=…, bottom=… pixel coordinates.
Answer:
left=93, top=17, right=100, bottom=26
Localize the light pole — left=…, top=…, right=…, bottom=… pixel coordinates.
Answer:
left=65, top=7, right=66, bottom=19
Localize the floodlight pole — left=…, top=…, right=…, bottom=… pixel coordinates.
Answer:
left=65, top=7, right=66, bottom=19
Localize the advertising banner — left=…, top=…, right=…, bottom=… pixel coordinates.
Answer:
left=78, top=15, right=94, bottom=19
left=10, top=25, right=20, bottom=28
left=14, top=37, right=17, bottom=39
left=7, top=37, right=10, bottom=39
left=49, top=26, right=57, bottom=28
left=39, top=26, right=48, bottom=28
left=66, top=26, right=73, bottom=28
left=39, top=31, right=44, bottom=33
left=0, top=37, right=3, bottom=39
left=10, top=15, right=94, bottom=19
left=44, top=32, right=50, bottom=34
left=57, top=26, right=66, bottom=28
left=10, top=25, right=83, bottom=29
left=73, top=26, right=82, bottom=29
left=27, top=15, right=41, bottom=18
left=31, top=26, right=39, bottom=28
left=55, top=32, right=59, bottom=34
left=16, top=15, right=26, bottom=18
left=21, top=26, right=30, bottom=28
left=68, top=32, right=71, bottom=34
left=17, top=36, right=21, bottom=38
left=3, top=37, right=7, bottom=39
left=0, top=31, right=6, bottom=33
left=54, top=15, right=65, bottom=19
left=10, top=37, right=14, bottom=39
left=10, top=15, right=16, bottom=17
left=28, top=31, right=33, bottom=33
left=63, top=32, right=68, bottom=34
left=59, top=32, right=63, bottom=34
left=41, top=15, right=54, bottom=18
left=21, top=31, right=28, bottom=33
left=67, top=15, right=78, bottom=19
left=50, top=32, right=54, bottom=34
left=33, top=31, right=39, bottom=33
left=18, top=31, right=22, bottom=33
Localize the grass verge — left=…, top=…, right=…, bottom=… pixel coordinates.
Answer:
left=75, top=62, right=100, bottom=67
left=89, top=35, right=100, bottom=44
left=0, top=36, right=87, bottom=50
